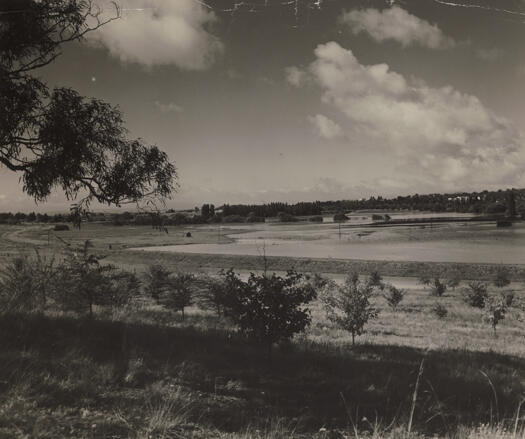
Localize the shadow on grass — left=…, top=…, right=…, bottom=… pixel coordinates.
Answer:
left=1, top=313, right=523, bottom=436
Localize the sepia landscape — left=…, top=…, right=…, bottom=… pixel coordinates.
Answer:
left=1, top=1, right=525, bottom=438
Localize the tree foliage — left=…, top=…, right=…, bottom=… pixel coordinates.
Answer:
left=462, top=281, right=488, bottom=309
left=383, top=284, right=405, bottom=311
left=493, top=268, right=511, bottom=288
left=161, top=273, right=195, bottom=320
left=430, top=278, right=447, bottom=297
left=144, top=265, right=171, bottom=303
left=485, top=296, right=507, bottom=335
left=323, top=273, right=379, bottom=345
left=219, top=269, right=316, bottom=356
left=0, top=255, right=48, bottom=314
left=0, top=0, right=176, bottom=215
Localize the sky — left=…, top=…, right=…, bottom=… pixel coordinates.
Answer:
left=3, top=0, right=525, bottom=211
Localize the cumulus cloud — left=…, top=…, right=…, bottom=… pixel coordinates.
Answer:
left=154, top=101, right=183, bottom=113
left=289, top=42, right=525, bottom=189
left=308, top=114, right=343, bottom=139
left=285, top=66, right=308, bottom=87
left=89, top=0, right=223, bottom=69
left=340, top=6, right=455, bottom=49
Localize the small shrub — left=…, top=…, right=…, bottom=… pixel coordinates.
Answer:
left=418, top=274, right=431, bottom=286
left=430, top=278, right=447, bottom=297
left=502, top=290, right=515, bottom=307
left=308, top=273, right=332, bottom=290
left=194, top=275, right=227, bottom=318
left=277, top=212, right=298, bottom=222
left=245, top=214, right=265, bottom=223
left=367, top=270, right=384, bottom=290
left=161, top=273, right=195, bottom=320
left=463, top=281, right=488, bottom=309
left=494, top=267, right=511, bottom=288
left=485, top=296, right=507, bottom=335
left=52, top=242, right=113, bottom=317
left=323, top=273, right=378, bottom=345
left=383, top=284, right=405, bottom=311
left=333, top=212, right=348, bottom=222
left=446, top=271, right=462, bottom=290
left=104, top=270, right=141, bottom=309
left=0, top=256, right=46, bottom=314
left=53, top=224, right=69, bottom=231
left=432, top=303, right=448, bottom=319
left=309, top=216, right=323, bottom=222
left=145, top=265, right=171, bottom=303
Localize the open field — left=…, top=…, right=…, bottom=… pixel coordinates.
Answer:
left=1, top=221, right=525, bottom=438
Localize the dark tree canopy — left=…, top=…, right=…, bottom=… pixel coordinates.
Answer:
left=0, top=0, right=177, bottom=211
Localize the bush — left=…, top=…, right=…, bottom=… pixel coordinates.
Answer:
left=323, top=273, right=378, bottom=345
left=145, top=265, right=171, bottom=303
left=160, top=273, right=194, bottom=320
left=485, top=296, right=507, bottom=335
left=432, top=303, right=448, bottom=319
left=502, top=290, right=515, bottom=307
left=383, top=284, right=405, bottom=311
left=309, top=216, right=323, bottom=222
left=493, top=267, right=511, bottom=288
left=418, top=274, right=431, bottom=286
left=333, top=212, right=348, bottom=222
left=367, top=271, right=384, bottom=290
left=51, top=242, right=114, bottom=317
left=246, top=212, right=265, bottom=223
left=463, top=281, right=488, bottom=308
left=430, top=278, right=447, bottom=297
left=446, top=271, right=462, bottom=290
left=194, top=275, right=228, bottom=318
left=277, top=212, right=297, bottom=222
left=0, top=256, right=47, bottom=314
left=103, top=270, right=141, bottom=309
left=219, top=269, right=316, bottom=357
left=53, top=224, right=69, bottom=231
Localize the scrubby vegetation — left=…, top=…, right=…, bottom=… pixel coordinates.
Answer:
left=0, top=249, right=524, bottom=438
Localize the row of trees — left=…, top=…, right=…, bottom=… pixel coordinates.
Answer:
left=0, top=243, right=139, bottom=318
left=216, top=189, right=524, bottom=218
left=221, top=201, right=323, bottom=218
left=2, top=249, right=521, bottom=356
left=418, top=268, right=518, bottom=333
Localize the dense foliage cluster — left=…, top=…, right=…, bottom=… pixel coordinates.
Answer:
left=219, top=269, right=317, bottom=355
left=0, top=0, right=176, bottom=215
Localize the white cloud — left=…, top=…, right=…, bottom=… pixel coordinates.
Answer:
left=89, top=0, right=223, bottom=69
left=340, top=6, right=455, bottom=49
left=285, top=66, right=307, bottom=87
left=308, top=114, right=343, bottom=139
left=154, top=101, right=183, bottom=113
left=289, top=42, right=525, bottom=190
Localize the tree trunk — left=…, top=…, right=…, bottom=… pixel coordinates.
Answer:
left=352, top=332, right=355, bottom=346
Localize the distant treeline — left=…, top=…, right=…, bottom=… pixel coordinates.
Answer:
left=320, top=189, right=523, bottom=214
left=223, top=188, right=524, bottom=216
left=0, top=212, right=68, bottom=224
left=1, top=188, right=522, bottom=227
left=222, top=201, right=322, bottom=217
